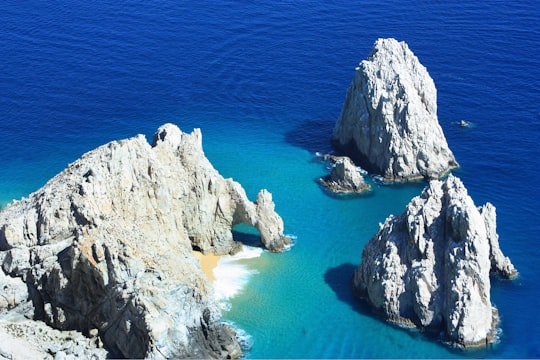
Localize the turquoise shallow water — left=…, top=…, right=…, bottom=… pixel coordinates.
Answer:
left=194, top=113, right=525, bottom=359
left=1, top=1, right=539, bottom=358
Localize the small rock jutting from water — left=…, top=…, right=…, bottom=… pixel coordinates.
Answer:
left=318, top=155, right=371, bottom=194
left=459, top=120, right=471, bottom=128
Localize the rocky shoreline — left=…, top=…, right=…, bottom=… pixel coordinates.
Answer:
left=0, top=37, right=520, bottom=357
left=0, top=124, right=290, bottom=359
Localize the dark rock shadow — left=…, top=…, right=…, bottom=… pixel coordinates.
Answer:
left=232, top=230, right=263, bottom=248
left=325, top=264, right=497, bottom=356
left=323, top=263, right=371, bottom=316
left=284, top=119, right=335, bottom=154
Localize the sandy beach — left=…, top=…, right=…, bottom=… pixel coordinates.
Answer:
left=193, top=251, right=221, bottom=282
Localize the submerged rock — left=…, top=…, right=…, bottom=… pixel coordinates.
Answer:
left=332, top=38, right=458, bottom=181
left=0, top=123, right=290, bottom=359
left=318, top=155, right=371, bottom=194
left=352, top=175, right=517, bottom=348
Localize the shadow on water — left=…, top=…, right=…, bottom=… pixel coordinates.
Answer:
left=324, top=263, right=372, bottom=316
left=284, top=119, right=335, bottom=154
left=324, top=264, right=499, bottom=357
left=324, top=263, right=429, bottom=346
left=232, top=230, right=263, bottom=248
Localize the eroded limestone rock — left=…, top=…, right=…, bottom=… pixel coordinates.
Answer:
left=353, top=175, right=517, bottom=347
left=332, top=38, right=458, bottom=181
left=0, top=123, right=290, bottom=358
left=318, top=155, right=371, bottom=194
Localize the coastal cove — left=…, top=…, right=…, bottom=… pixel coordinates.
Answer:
left=1, top=1, right=539, bottom=359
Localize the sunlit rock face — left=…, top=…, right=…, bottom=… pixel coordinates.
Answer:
left=353, top=175, right=517, bottom=347
left=333, top=38, right=458, bottom=181
left=0, top=123, right=291, bottom=358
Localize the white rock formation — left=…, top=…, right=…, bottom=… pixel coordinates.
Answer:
left=0, top=123, right=291, bottom=359
left=353, top=175, right=517, bottom=347
left=332, top=38, right=458, bottom=181
left=318, top=156, right=370, bottom=194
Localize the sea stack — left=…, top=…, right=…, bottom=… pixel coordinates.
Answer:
left=318, top=155, right=371, bottom=194
left=352, top=175, right=517, bottom=347
left=332, top=38, right=458, bottom=181
left=0, top=123, right=291, bottom=359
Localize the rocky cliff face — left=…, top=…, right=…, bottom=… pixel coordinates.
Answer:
left=332, top=38, right=458, bottom=181
left=0, top=123, right=290, bottom=359
left=352, top=175, right=516, bottom=347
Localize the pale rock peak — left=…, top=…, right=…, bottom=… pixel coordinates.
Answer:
left=152, top=122, right=203, bottom=150
left=353, top=174, right=517, bottom=348
left=333, top=38, right=458, bottom=181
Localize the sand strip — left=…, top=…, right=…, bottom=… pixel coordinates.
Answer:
left=193, top=251, right=221, bottom=282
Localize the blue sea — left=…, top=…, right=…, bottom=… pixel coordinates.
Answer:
left=1, top=1, right=539, bottom=358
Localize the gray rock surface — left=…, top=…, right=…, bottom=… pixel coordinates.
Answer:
left=353, top=175, right=517, bottom=347
left=0, top=123, right=290, bottom=358
left=332, top=38, right=458, bottom=181
left=318, top=155, right=371, bottom=194
left=0, top=313, right=108, bottom=360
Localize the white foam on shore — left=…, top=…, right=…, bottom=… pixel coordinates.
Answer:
left=213, top=246, right=263, bottom=310
left=283, top=234, right=297, bottom=252
left=356, top=166, right=368, bottom=175
left=223, top=320, right=254, bottom=356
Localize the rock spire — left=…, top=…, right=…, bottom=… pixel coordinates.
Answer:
left=332, top=38, right=458, bottom=181
left=352, top=175, right=517, bottom=347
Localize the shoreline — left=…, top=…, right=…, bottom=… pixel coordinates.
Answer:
left=193, top=251, right=221, bottom=282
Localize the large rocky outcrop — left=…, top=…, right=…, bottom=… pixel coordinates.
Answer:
left=0, top=123, right=291, bottom=359
left=332, top=38, right=458, bottom=181
left=353, top=175, right=517, bottom=347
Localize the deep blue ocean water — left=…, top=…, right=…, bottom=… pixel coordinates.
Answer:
left=1, top=1, right=539, bottom=358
